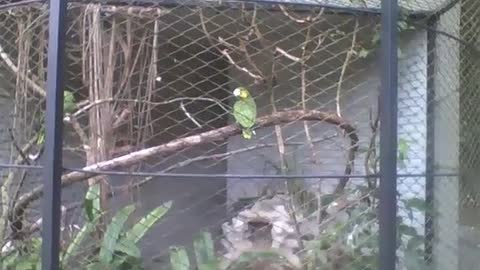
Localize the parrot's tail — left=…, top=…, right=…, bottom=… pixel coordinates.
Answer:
left=242, top=129, right=254, bottom=140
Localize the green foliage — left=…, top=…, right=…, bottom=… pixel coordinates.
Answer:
left=84, top=183, right=102, bottom=222
left=63, top=90, right=77, bottom=114
left=170, top=230, right=218, bottom=270
left=85, top=201, right=172, bottom=269
left=121, top=201, right=172, bottom=244
left=310, top=195, right=430, bottom=270
left=169, top=247, right=191, bottom=270
left=99, top=205, right=137, bottom=264
left=36, top=126, right=45, bottom=146
left=62, top=222, right=95, bottom=266
left=354, top=19, right=416, bottom=59
left=193, top=230, right=218, bottom=270
left=1, top=238, right=42, bottom=270
left=398, top=138, right=410, bottom=169
left=32, top=90, right=76, bottom=149
left=1, top=184, right=171, bottom=270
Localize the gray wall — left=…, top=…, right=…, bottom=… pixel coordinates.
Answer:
left=432, top=3, right=461, bottom=270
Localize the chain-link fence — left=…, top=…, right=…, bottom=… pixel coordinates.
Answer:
left=0, top=0, right=479, bottom=269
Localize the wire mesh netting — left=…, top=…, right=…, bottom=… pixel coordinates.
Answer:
left=0, top=0, right=479, bottom=269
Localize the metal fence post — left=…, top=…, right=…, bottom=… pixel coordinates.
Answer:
left=41, top=0, right=67, bottom=268
left=379, top=0, right=398, bottom=269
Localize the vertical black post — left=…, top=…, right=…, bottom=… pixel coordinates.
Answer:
left=379, top=0, right=398, bottom=269
left=41, top=0, right=67, bottom=268
left=425, top=16, right=438, bottom=265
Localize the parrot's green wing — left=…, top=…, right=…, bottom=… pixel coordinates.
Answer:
left=233, top=98, right=256, bottom=128
left=64, top=90, right=76, bottom=114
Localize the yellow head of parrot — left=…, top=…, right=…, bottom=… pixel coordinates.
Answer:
left=233, top=87, right=250, bottom=99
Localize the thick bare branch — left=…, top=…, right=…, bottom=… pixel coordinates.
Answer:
left=13, top=109, right=358, bottom=217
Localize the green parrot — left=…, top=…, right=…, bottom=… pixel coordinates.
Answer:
left=232, top=86, right=257, bottom=140
left=31, top=90, right=76, bottom=160
left=63, top=90, right=76, bottom=114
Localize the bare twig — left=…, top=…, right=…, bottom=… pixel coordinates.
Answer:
left=71, top=97, right=231, bottom=118
left=275, top=47, right=301, bottom=62
left=331, top=18, right=359, bottom=193
left=180, top=101, right=202, bottom=128
left=299, top=26, right=318, bottom=165
left=7, top=129, right=31, bottom=165
left=267, top=55, right=287, bottom=173
left=365, top=102, right=380, bottom=191
left=336, top=18, right=359, bottom=118
left=278, top=5, right=324, bottom=24
left=239, top=39, right=264, bottom=79
left=199, top=9, right=264, bottom=82
left=26, top=203, right=75, bottom=236
left=65, top=115, right=89, bottom=150
left=0, top=135, right=37, bottom=243
left=220, top=49, right=264, bottom=81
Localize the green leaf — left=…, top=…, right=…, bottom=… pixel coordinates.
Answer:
left=398, top=47, right=404, bottom=58
left=16, top=260, right=36, bottom=270
left=320, top=193, right=339, bottom=207
left=170, top=246, right=191, bottom=270
left=99, top=204, right=136, bottom=264
left=193, top=230, right=217, bottom=270
left=227, top=250, right=290, bottom=270
left=36, top=129, right=45, bottom=145
left=398, top=224, right=419, bottom=237
left=84, top=184, right=101, bottom=222
left=115, top=240, right=141, bottom=258
left=62, top=223, right=94, bottom=267
left=358, top=48, right=371, bottom=58
left=406, top=237, right=424, bottom=251
left=113, top=202, right=171, bottom=267
left=123, top=201, right=172, bottom=244
left=2, top=251, right=21, bottom=268
left=398, top=138, right=409, bottom=157
left=85, top=262, right=106, bottom=270
left=404, top=198, right=427, bottom=212
left=63, top=90, right=76, bottom=114
left=397, top=20, right=409, bottom=31
left=372, top=31, right=380, bottom=44
left=404, top=249, right=427, bottom=270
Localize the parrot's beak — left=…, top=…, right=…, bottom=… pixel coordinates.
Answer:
left=233, top=88, right=241, bottom=97
left=233, top=87, right=249, bottom=99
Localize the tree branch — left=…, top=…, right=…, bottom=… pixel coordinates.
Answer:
left=13, top=110, right=358, bottom=218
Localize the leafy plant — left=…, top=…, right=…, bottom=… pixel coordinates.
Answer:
left=1, top=238, right=42, bottom=270
left=33, top=90, right=77, bottom=148
left=398, top=138, right=410, bottom=169
left=170, top=230, right=218, bottom=270
left=0, top=184, right=172, bottom=270
left=355, top=19, right=416, bottom=60
left=83, top=200, right=172, bottom=270
left=300, top=194, right=432, bottom=270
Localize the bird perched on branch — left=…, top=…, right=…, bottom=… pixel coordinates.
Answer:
left=233, top=87, right=257, bottom=140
